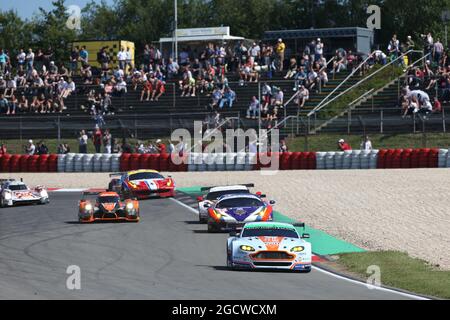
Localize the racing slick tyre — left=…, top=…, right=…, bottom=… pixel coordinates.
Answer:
left=198, top=214, right=207, bottom=223
left=0, top=198, right=6, bottom=208
left=207, top=222, right=219, bottom=233
left=227, top=246, right=235, bottom=270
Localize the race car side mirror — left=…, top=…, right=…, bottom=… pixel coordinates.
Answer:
left=229, top=231, right=238, bottom=237
left=269, top=200, right=276, bottom=205
left=301, top=233, right=310, bottom=239
left=197, top=196, right=204, bottom=202
left=203, top=202, right=211, bottom=208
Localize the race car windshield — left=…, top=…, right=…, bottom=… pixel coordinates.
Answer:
left=242, top=228, right=299, bottom=238
left=206, top=190, right=249, bottom=200
left=216, top=198, right=263, bottom=208
left=129, top=172, right=164, bottom=181
left=8, top=185, right=28, bottom=191
left=99, top=196, right=119, bottom=203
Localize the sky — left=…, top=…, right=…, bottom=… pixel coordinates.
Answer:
left=1, top=0, right=114, bottom=19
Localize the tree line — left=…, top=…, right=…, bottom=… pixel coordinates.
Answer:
left=0, top=0, right=449, bottom=64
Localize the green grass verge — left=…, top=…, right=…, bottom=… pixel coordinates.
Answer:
left=287, top=132, right=450, bottom=152
left=2, top=132, right=449, bottom=154
left=321, top=65, right=404, bottom=119
left=337, top=251, right=450, bottom=299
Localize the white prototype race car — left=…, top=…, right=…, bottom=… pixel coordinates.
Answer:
left=227, top=222, right=312, bottom=272
left=196, top=184, right=254, bottom=223
left=0, top=179, right=49, bottom=207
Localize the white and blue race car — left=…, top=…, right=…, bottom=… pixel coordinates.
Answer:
left=205, top=193, right=275, bottom=233
left=227, top=222, right=312, bottom=272
left=196, top=184, right=254, bottom=223
left=0, top=179, right=49, bottom=208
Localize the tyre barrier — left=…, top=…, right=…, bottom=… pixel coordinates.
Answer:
left=82, top=154, right=94, bottom=172
left=57, top=154, right=66, bottom=173
left=1, top=149, right=449, bottom=173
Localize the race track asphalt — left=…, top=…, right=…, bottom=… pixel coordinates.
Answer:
left=0, top=192, right=415, bottom=300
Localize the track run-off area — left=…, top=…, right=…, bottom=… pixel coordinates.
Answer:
left=0, top=192, right=421, bottom=299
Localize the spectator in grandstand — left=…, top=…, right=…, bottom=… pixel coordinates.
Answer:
left=421, top=33, right=434, bottom=56
left=284, top=58, right=298, bottom=79
left=151, top=78, right=165, bottom=101
left=17, top=95, right=28, bottom=112
left=117, top=47, right=127, bottom=72
left=0, top=93, right=8, bottom=114
left=275, top=39, right=286, bottom=71
left=0, top=143, right=7, bottom=155
left=36, top=141, right=49, bottom=155
left=98, top=47, right=111, bottom=70
left=114, top=77, right=128, bottom=97
left=103, top=129, right=112, bottom=154
left=6, top=93, right=17, bottom=115
left=140, top=78, right=153, bottom=101
left=121, top=139, right=133, bottom=154
left=433, top=97, right=442, bottom=113
left=315, top=38, right=324, bottom=62
left=211, top=86, right=223, bottom=109
left=156, top=139, right=167, bottom=155
left=166, top=58, right=180, bottom=80
left=126, top=47, right=133, bottom=71
left=433, top=39, right=444, bottom=65
left=296, top=85, right=309, bottom=110
left=338, top=139, right=352, bottom=151
left=57, top=143, right=70, bottom=154
left=25, top=140, right=36, bottom=155
left=0, top=49, right=8, bottom=75
left=371, top=48, right=387, bottom=65
left=387, top=34, right=400, bottom=62
left=78, top=130, right=88, bottom=154
left=93, top=126, right=103, bottom=153
left=332, top=48, right=347, bottom=73
left=26, top=48, right=35, bottom=73
left=360, top=136, right=373, bottom=151
left=79, top=46, right=89, bottom=66
left=249, top=42, right=261, bottom=63
left=279, top=139, right=288, bottom=153
left=293, top=66, right=307, bottom=91
left=219, top=87, right=236, bottom=109
left=69, top=47, right=79, bottom=76
left=261, top=82, right=272, bottom=110
left=16, top=49, right=26, bottom=72
left=246, top=96, right=260, bottom=119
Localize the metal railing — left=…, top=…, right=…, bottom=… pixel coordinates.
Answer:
left=307, top=50, right=426, bottom=118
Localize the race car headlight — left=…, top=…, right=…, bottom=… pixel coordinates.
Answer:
left=166, top=180, right=172, bottom=187
left=129, top=182, right=138, bottom=189
left=240, top=245, right=255, bottom=252
left=85, top=204, right=93, bottom=211
left=126, top=202, right=134, bottom=210
left=4, top=192, right=12, bottom=200
left=291, top=246, right=305, bottom=253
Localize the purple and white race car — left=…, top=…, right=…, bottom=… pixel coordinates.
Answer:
left=205, top=193, right=275, bottom=233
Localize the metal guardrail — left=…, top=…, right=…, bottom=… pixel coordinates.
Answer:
left=307, top=50, right=426, bottom=118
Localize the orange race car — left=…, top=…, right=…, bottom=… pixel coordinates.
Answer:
left=78, top=191, right=140, bottom=223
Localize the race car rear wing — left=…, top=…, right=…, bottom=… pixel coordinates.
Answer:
left=200, top=184, right=255, bottom=192
left=0, top=178, right=23, bottom=183
left=109, top=173, right=124, bottom=177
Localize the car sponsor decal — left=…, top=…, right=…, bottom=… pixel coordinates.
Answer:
left=258, top=236, right=285, bottom=250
